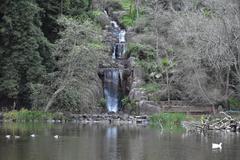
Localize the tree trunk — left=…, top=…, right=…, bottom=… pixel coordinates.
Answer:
left=166, top=68, right=170, bottom=103
left=44, top=85, right=65, bottom=112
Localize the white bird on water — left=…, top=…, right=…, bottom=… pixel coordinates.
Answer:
left=54, top=135, right=59, bottom=139
left=212, top=142, right=222, bottom=149
left=5, top=135, right=11, bottom=139
left=30, top=134, right=36, bottom=138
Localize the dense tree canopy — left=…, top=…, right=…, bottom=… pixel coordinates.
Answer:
left=0, top=0, right=93, bottom=110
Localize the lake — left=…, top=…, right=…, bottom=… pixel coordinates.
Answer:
left=0, top=122, right=239, bottom=160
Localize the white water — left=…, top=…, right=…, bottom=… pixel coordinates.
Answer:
left=104, top=69, right=120, bottom=113
left=111, top=21, right=119, bottom=28
left=104, top=12, right=127, bottom=113
left=104, top=10, right=108, bottom=17
left=119, top=30, right=126, bottom=43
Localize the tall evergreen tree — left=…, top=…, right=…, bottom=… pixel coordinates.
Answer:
left=0, top=0, right=52, bottom=108
left=36, top=0, right=61, bottom=43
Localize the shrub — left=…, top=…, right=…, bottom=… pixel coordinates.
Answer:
left=127, top=43, right=155, bottom=60
left=119, top=0, right=138, bottom=27
left=141, top=83, right=160, bottom=93
left=3, top=109, right=56, bottom=122
left=150, top=113, right=186, bottom=129
left=121, top=15, right=135, bottom=26
left=98, top=98, right=106, bottom=108
left=121, top=96, right=138, bottom=114
left=228, top=97, right=240, bottom=110
left=203, top=8, right=212, bottom=17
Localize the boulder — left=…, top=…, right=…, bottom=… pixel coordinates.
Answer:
left=96, top=13, right=111, bottom=29
left=138, top=100, right=161, bottom=115
left=129, top=88, right=147, bottom=101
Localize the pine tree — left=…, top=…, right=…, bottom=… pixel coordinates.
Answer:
left=0, top=0, right=52, bottom=108
left=36, top=0, right=61, bottom=42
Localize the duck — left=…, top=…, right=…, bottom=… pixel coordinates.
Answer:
left=212, top=142, right=222, bottom=149
left=54, top=135, right=59, bottom=139
left=14, top=136, right=20, bottom=139
left=30, top=134, right=36, bottom=138
left=5, top=135, right=11, bottom=139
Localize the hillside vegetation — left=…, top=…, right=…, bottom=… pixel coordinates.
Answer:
left=1, top=0, right=240, bottom=113
left=126, top=0, right=240, bottom=110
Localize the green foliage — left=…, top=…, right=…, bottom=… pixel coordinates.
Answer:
left=42, top=17, right=106, bottom=113
left=91, top=10, right=102, bottom=17
left=121, top=96, right=138, bottom=114
left=119, top=0, right=138, bottom=27
left=127, top=43, right=155, bottom=59
left=166, top=48, right=174, bottom=53
left=0, top=0, right=53, bottom=107
left=141, top=83, right=160, bottom=93
left=228, top=97, right=240, bottom=110
left=150, top=113, right=186, bottom=129
left=3, top=109, right=55, bottom=122
left=203, top=8, right=212, bottom=17
left=0, top=0, right=104, bottom=111
left=120, top=0, right=132, bottom=10
left=161, top=57, right=170, bottom=67
left=36, top=0, right=61, bottom=42
left=97, top=98, right=106, bottom=108
left=63, top=0, right=92, bottom=16
left=137, top=61, right=161, bottom=77
left=121, top=15, right=135, bottom=26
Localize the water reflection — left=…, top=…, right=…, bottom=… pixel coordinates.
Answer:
left=105, top=127, right=117, bottom=160
left=0, top=123, right=240, bottom=160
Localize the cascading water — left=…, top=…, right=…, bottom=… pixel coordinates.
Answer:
left=104, top=69, right=120, bottom=112
left=103, top=16, right=127, bottom=112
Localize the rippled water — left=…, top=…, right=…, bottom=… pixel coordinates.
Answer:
left=0, top=122, right=240, bottom=160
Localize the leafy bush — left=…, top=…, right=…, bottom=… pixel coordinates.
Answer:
left=127, top=43, right=155, bottom=59
left=150, top=113, right=186, bottom=129
left=228, top=97, right=240, bottom=110
left=203, top=8, right=212, bottom=17
left=121, top=15, right=135, bottom=26
left=98, top=98, right=106, bottom=108
left=119, top=0, right=138, bottom=27
left=121, top=96, right=138, bottom=114
left=3, top=109, right=61, bottom=122
left=141, top=83, right=160, bottom=93
left=161, top=57, right=170, bottom=67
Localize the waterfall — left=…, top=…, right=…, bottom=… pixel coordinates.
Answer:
left=103, top=15, right=127, bottom=113
left=104, top=10, right=108, bottom=17
left=104, top=69, right=120, bottom=112
left=119, top=30, right=126, bottom=43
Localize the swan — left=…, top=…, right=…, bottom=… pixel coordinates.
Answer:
left=5, top=135, right=11, bottom=139
left=54, top=135, right=59, bottom=139
left=30, top=134, right=36, bottom=138
left=212, top=142, right=222, bottom=149
left=14, top=136, right=20, bottom=139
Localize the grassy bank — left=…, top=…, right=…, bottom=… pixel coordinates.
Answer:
left=149, top=113, right=187, bottom=130
left=3, top=109, right=66, bottom=122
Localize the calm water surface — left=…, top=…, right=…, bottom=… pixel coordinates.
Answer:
left=0, top=122, right=239, bottom=160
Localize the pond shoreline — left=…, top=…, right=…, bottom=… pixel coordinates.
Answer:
left=0, top=112, right=149, bottom=125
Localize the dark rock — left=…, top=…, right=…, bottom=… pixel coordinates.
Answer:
left=96, top=13, right=111, bottom=29
left=0, top=112, right=3, bottom=120
left=138, top=100, right=161, bottom=115
left=230, top=121, right=237, bottom=132
left=104, top=1, right=122, bottom=14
